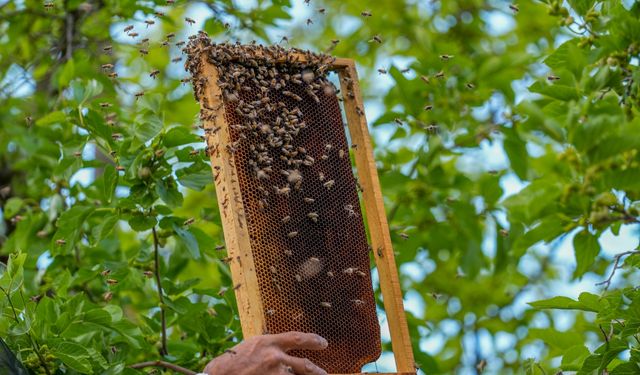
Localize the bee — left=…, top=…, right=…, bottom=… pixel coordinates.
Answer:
left=424, top=105, right=433, bottom=111
left=394, top=118, right=404, bottom=126
left=149, top=69, right=160, bottom=79
left=361, top=10, right=372, bottom=17
left=189, top=149, right=200, bottom=156
left=215, top=245, right=225, bottom=251
left=265, top=309, right=275, bottom=316
left=476, top=359, right=488, bottom=373
left=129, top=32, right=139, bottom=38
left=44, top=2, right=54, bottom=10
left=320, top=302, right=332, bottom=308
left=101, top=63, right=114, bottom=70
left=352, top=299, right=365, bottom=306
left=466, top=82, right=475, bottom=89
left=144, top=19, right=155, bottom=27
left=233, top=283, right=242, bottom=291
left=269, top=266, right=277, bottom=274
left=143, top=271, right=153, bottom=278
left=140, top=38, right=150, bottom=44
left=154, top=11, right=165, bottom=17
left=134, top=91, right=145, bottom=100
left=185, top=17, right=196, bottom=25
left=435, top=71, right=445, bottom=78
left=287, top=231, right=298, bottom=238
left=509, top=4, right=519, bottom=12
left=303, top=197, right=315, bottom=204
left=30, top=294, right=43, bottom=303
left=338, top=149, right=345, bottom=159
left=106, top=279, right=118, bottom=285
left=356, top=271, right=366, bottom=278
left=327, top=271, right=334, bottom=278
left=73, top=151, right=82, bottom=157
left=282, top=216, right=291, bottom=223
left=399, top=232, right=409, bottom=240
left=420, top=75, right=430, bottom=84
left=369, top=34, right=382, bottom=44
left=499, top=229, right=509, bottom=237
left=166, top=32, right=175, bottom=39
left=180, top=78, right=191, bottom=84
left=103, top=292, right=113, bottom=302
left=139, top=48, right=149, bottom=56
left=306, top=18, right=313, bottom=26
left=176, top=41, right=186, bottom=47
left=103, top=45, right=112, bottom=53
left=100, top=269, right=111, bottom=276
left=323, top=180, right=335, bottom=189
left=183, top=217, right=195, bottom=226
left=318, top=172, right=325, bottom=181
left=160, top=40, right=170, bottom=47
left=307, top=212, right=319, bottom=222
left=124, top=25, right=134, bottom=33
left=115, top=165, right=125, bottom=172
left=167, top=0, right=175, bottom=3
left=439, top=54, right=454, bottom=61
left=274, top=186, right=291, bottom=196
left=109, top=151, right=117, bottom=157
left=100, top=102, right=112, bottom=108
left=547, top=75, right=560, bottom=81
left=295, top=274, right=302, bottom=282
left=111, top=133, right=123, bottom=140
left=317, top=7, right=326, bottom=13
left=424, top=123, right=439, bottom=134
left=401, top=68, right=411, bottom=73
left=108, top=72, right=118, bottom=79
left=377, top=68, right=388, bottom=74
left=343, top=267, right=357, bottom=275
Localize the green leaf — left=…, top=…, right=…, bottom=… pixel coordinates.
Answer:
left=51, top=205, right=95, bottom=255
left=51, top=341, right=92, bottom=373
left=92, top=214, right=119, bottom=244
left=35, top=111, right=67, bottom=126
left=503, top=128, right=528, bottom=180
left=103, top=164, right=118, bottom=203
left=529, top=81, right=580, bottom=101
left=128, top=214, right=157, bottom=232
left=610, top=363, right=640, bottom=375
left=163, top=126, right=201, bottom=147
left=176, top=162, right=211, bottom=191
left=155, top=178, right=183, bottom=207
left=0, top=251, right=26, bottom=294
left=3, top=197, right=23, bottom=218
left=573, top=229, right=600, bottom=278
left=529, top=292, right=600, bottom=312
left=567, top=0, right=595, bottom=15
left=172, top=223, right=200, bottom=259
left=133, top=114, right=163, bottom=143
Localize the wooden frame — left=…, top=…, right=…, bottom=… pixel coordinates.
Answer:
left=197, top=55, right=415, bottom=375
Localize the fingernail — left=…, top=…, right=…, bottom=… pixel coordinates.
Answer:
left=319, top=337, right=328, bottom=348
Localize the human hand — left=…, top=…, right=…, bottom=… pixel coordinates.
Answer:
left=202, top=332, right=329, bottom=375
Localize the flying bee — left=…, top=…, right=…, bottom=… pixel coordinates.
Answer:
left=101, top=63, right=114, bottom=70
left=144, top=19, right=155, bottom=27
left=103, top=291, right=113, bottom=302
left=44, top=2, right=54, bottom=9
left=108, top=72, right=118, bottom=79
left=73, top=151, right=82, bottom=157
left=154, top=11, right=165, bottom=17
left=143, top=271, right=153, bottom=278
left=401, top=68, right=411, bottom=73
left=129, top=32, right=139, bottom=38
left=183, top=217, right=195, bottom=226
left=111, top=133, right=123, bottom=140
left=124, top=25, right=134, bottom=33
left=185, top=17, right=196, bottom=25
left=100, top=102, right=112, bottom=108
left=369, top=34, right=382, bottom=44
left=172, top=56, right=183, bottom=63
left=103, top=45, right=112, bottom=53
left=100, top=269, right=111, bottom=276
left=420, top=75, right=430, bottom=84
left=466, top=82, right=475, bottom=89
left=424, top=105, right=433, bottom=111
left=547, top=75, right=560, bottom=81
left=361, top=10, right=372, bottom=17
left=399, top=232, right=409, bottom=240
left=439, top=54, right=454, bottom=61
left=167, top=0, right=175, bottom=3
left=307, top=212, right=319, bottom=222
left=377, top=68, right=388, bottom=75
left=306, top=18, right=313, bottom=26
left=166, top=32, right=175, bottom=39
left=394, top=118, right=404, bottom=126
left=435, top=71, right=445, bottom=78
left=317, top=7, right=326, bottom=13
left=176, top=41, right=186, bottom=47
left=323, top=180, right=335, bottom=189
left=424, top=123, right=439, bottom=134
left=287, top=231, right=298, bottom=238
left=180, top=78, right=191, bottom=84
left=189, top=149, right=200, bottom=157
left=140, top=38, right=149, bottom=44
left=106, top=279, right=118, bottom=285
left=509, top=4, right=519, bottom=12
left=149, top=69, right=160, bottom=79
left=134, top=91, right=145, bottom=99
left=320, top=302, right=332, bottom=308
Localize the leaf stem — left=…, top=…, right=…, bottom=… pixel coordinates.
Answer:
left=152, top=226, right=168, bottom=356
left=129, top=360, right=196, bottom=375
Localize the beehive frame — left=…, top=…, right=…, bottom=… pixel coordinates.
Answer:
left=195, top=52, right=415, bottom=375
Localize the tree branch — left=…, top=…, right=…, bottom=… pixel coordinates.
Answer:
left=596, top=250, right=640, bottom=290
left=152, top=226, right=168, bottom=356
left=129, top=360, right=197, bottom=375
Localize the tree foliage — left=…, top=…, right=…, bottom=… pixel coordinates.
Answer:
left=0, top=0, right=639, bottom=373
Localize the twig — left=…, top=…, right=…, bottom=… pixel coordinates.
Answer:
left=152, top=226, right=168, bottom=356
left=596, top=250, right=640, bottom=290
left=129, top=360, right=197, bottom=375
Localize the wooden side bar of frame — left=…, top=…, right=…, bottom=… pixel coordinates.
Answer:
left=197, top=52, right=415, bottom=374
left=335, top=59, right=416, bottom=374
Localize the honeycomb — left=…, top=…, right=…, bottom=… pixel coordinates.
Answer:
left=186, top=36, right=381, bottom=373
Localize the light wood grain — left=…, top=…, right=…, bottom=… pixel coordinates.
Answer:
left=337, top=60, right=416, bottom=374
left=198, top=58, right=266, bottom=338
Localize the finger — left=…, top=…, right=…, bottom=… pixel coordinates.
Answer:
left=267, top=332, right=328, bottom=351
left=282, top=355, right=327, bottom=375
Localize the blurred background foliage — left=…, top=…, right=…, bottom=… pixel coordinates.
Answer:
left=0, top=0, right=639, bottom=373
